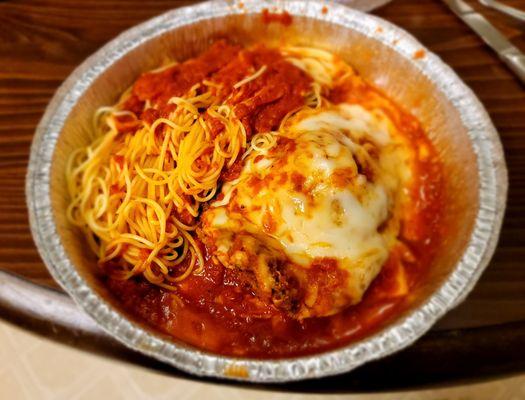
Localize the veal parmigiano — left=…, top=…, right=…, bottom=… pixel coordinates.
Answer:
left=199, top=104, right=415, bottom=318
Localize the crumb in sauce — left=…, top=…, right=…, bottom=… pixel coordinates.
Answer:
left=224, top=364, right=249, bottom=378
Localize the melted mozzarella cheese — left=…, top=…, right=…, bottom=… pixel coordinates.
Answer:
left=199, top=104, right=414, bottom=318
left=294, top=104, right=392, bottom=146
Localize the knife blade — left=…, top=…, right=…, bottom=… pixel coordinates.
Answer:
left=442, top=0, right=525, bottom=84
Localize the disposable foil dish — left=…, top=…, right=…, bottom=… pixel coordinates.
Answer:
left=26, top=0, right=507, bottom=382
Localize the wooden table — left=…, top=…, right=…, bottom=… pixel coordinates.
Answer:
left=1, top=0, right=524, bottom=391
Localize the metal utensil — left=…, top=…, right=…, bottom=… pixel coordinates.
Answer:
left=443, top=0, right=525, bottom=83
left=480, top=0, right=525, bottom=22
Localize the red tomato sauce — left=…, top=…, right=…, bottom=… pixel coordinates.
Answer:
left=121, top=40, right=311, bottom=139
left=107, top=41, right=445, bottom=358
left=261, top=9, right=293, bottom=26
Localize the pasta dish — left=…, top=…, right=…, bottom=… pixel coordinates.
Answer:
left=66, top=40, right=444, bottom=357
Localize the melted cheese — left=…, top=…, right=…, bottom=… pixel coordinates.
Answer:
left=199, top=104, right=414, bottom=318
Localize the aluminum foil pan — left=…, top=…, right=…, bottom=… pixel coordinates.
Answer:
left=26, top=0, right=507, bottom=382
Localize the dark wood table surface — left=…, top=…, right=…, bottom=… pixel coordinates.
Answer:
left=1, top=0, right=525, bottom=391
